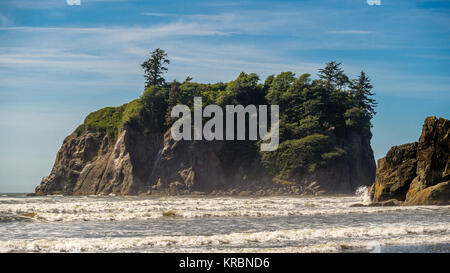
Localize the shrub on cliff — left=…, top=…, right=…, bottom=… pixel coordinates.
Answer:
left=75, top=99, right=143, bottom=139
left=261, top=134, right=346, bottom=181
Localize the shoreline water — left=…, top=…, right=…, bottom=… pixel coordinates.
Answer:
left=0, top=192, right=449, bottom=253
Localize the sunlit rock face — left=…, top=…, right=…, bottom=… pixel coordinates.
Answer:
left=371, top=116, right=450, bottom=205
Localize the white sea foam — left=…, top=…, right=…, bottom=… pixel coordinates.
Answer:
left=355, top=186, right=371, bottom=204
left=200, top=234, right=450, bottom=253
left=0, top=224, right=448, bottom=253
left=1, top=195, right=448, bottom=222
left=1, top=195, right=447, bottom=222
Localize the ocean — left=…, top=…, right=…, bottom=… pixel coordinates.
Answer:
left=0, top=188, right=449, bottom=253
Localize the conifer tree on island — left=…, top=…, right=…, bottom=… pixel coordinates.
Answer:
left=350, top=71, right=377, bottom=119
left=141, top=48, right=170, bottom=88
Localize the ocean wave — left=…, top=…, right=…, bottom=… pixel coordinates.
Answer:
left=192, top=236, right=450, bottom=253
left=0, top=224, right=448, bottom=252
left=1, top=196, right=448, bottom=222
left=0, top=213, right=34, bottom=223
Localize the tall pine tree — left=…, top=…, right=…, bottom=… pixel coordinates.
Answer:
left=350, top=71, right=377, bottom=119
left=141, top=48, right=170, bottom=88
left=318, top=61, right=348, bottom=90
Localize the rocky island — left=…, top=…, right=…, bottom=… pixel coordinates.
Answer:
left=34, top=56, right=378, bottom=196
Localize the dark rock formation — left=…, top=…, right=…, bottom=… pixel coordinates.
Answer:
left=371, top=116, right=450, bottom=205
left=36, top=124, right=376, bottom=196
left=36, top=127, right=163, bottom=195
left=149, top=130, right=228, bottom=194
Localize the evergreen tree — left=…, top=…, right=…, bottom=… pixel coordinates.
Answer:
left=265, top=72, right=296, bottom=105
left=264, top=75, right=275, bottom=90
left=350, top=71, right=377, bottom=119
left=141, top=48, right=170, bottom=88
left=227, top=72, right=262, bottom=105
left=318, top=61, right=348, bottom=90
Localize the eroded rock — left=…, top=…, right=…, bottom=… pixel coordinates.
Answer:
left=371, top=117, right=450, bottom=205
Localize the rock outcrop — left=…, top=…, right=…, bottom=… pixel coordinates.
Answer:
left=36, top=127, right=163, bottom=195
left=297, top=131, right=375, bottom=193
left=36, top=124, right=376, bottom=196
left=371, top=142, right=418, bottom=202
left=371, top=116, right=450, bottom=205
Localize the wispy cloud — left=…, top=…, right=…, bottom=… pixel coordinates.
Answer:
left=0, top=10, right=326, bottom=82
left=327, top=30, right=374, bottom=35
left=86, top=0, right=136, bottom=2
left=0, top=23, right=231, bottom=37
left=141, top=12, right=180, bottom=17
left=0, top=0, right=66, bottom=9
left=1, top=5, right=448, bottom=86
left=0, top=7, right=410, bottom=88
left=1, top=0, right=134, bottom=9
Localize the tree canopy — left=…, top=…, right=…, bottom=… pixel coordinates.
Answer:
left=81, top=55, right=377, bottom=184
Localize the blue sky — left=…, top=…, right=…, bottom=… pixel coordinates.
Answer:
left=0, top=0, right=449, bottom=192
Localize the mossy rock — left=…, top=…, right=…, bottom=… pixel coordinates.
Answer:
left=21, top=212, right=37, bottom=218
left=162, top=210, right=177, bottom=217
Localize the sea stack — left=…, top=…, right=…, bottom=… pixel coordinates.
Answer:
left=370, top=116, right=450, bottom=205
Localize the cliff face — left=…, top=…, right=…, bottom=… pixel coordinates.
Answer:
left=36, top=125, right=376, bottom=196
left=371, top=116, right=450, bottom=205
left=36, top=127, right=163, bottom=195
left=298, top=131, right=375, bottom=193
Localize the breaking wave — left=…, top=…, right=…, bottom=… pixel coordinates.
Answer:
left=0, top=195, right=447, bottom=222
left=0, top=224, right=448, bottom=253
left=355, top=186, right=371, bottom=204
left=1, top=194, right=449, bottom=253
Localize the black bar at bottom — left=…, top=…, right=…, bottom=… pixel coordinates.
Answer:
left=0, top=253, right=445, bottom=272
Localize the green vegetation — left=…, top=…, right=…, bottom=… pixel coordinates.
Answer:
left=76, top=49, right=377, bottom=183
left=261, top=134, right=346, bottom=179
left=259, top=62, right=377, bottom=182
left=75, top=99, right=143, bottom=139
